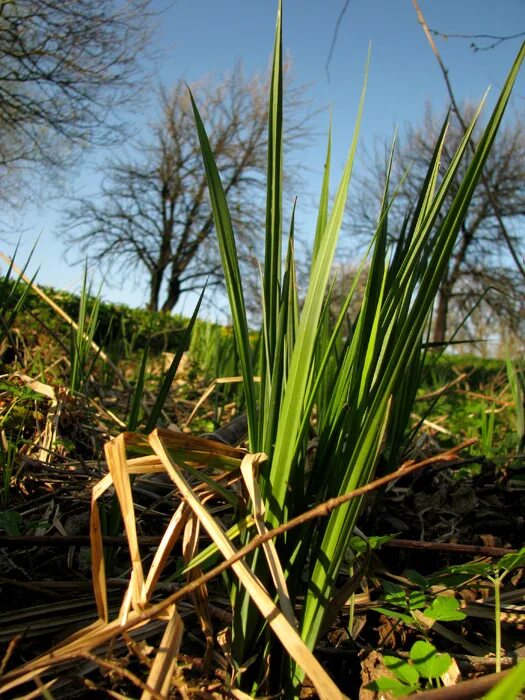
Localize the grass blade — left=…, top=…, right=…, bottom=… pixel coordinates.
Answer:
left=145, top=286, right=205, bottom=433
left=189, top=95, right=258, bottom=447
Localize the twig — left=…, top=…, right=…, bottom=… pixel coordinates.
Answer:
left=384, top=539, right=515, bottom=558
left=79, top=651, right=166, bottom=700
left=0, top=533, right=516, bottom=560
left=428, top=29, right=525, bottom=53
left=325, top=0, right=351, bottom=82
left=415, top=373, right=468, bottom=402
left=411, top=1, right=525, bottom=284
left=0, top=535, right=163, bottom=547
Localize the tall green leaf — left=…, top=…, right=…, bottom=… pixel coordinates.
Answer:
left=263, top=50, right=369, bottom=524
left=296, top=42, right=525, bottom=681
left=189, top=95, right=258, bottom=448
left=145, top=286, right=205, bottom=432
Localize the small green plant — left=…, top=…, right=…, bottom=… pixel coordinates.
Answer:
left=0, top=247, right=36, bottom=359
left=433, top=548, right=525, bottom=673
left=366, top=640, right=453, bottom=697
left=188, top=317, right=250, bottom=422
left=0, top=437, right=16, bottom=508
left=0, top=508, right=21, bottom=535
left=373, top=572, right=466, bottom=628
left=479, top=402, right=497, bottom=456
left=69, top=264, right=102, bottom=396
left=506, top=359, right=525, bottom=452
left=126, top=336, right=150, bottom=432
left=0, top=380, right=46, bottom=506
left=376, top=552, right=525, bottom=677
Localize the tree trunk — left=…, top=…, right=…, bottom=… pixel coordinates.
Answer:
left=161, top=275, right=181, bottom=312
left=148, top=269, right=163, bottom=312
left=433, top=285, right=449, bottom=344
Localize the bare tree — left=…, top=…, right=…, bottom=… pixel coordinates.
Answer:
left=0, top=0, right=154, bottom=196
left=350, top=103, right=525, bottom=344
left=65, top=65, right=310, bottom=312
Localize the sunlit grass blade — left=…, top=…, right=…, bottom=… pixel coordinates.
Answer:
left=483, top=660, right=525, bottom=700
left=189, top=94, right=258, bottom=448
left=0, top=245, right=38, bottom=354
left=311, top=120, right=331, bottom=265
left=263, top=0, right=284, bottom=366
left=296, top=42, right=525, bottom=681
left=70, top=264, right=102, bottom=395
left=312, top=125, right=335, bottom=428
left=264, top=50, right=369, bottom=523
left=260, top=217, right=297, bottom=460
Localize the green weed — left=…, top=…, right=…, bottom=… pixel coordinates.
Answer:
left=433, top=548, right=525, bottom=673
left=69, top=265, right=102, bottom=396
left=189, top=0, right=525, bottom=693
left=366, top=639, right=453, bottom=696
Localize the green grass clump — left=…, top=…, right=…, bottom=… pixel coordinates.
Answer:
left=189, top=1, right=524, bottom=694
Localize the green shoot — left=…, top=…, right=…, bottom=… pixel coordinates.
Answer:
left=366, top=640, right=453, bottom=697
left=69, top=264, right=102, bottom=396
left=432, top=548, right=525, bottom=673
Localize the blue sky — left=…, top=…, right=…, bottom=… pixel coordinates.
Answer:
left=4, top=0, right=524, bottom=314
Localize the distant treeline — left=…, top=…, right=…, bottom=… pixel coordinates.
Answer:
left=2, top=276, right=188, bottom=355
